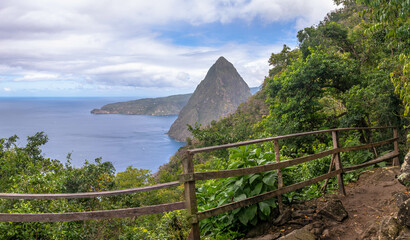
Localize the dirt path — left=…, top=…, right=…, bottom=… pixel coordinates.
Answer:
left=247, top=167, right=409, bottom=240
left=324, top=167, right=407, bottom=239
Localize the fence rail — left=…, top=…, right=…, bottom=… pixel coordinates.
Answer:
left=188, top=127, right=396, bottom=154
left=0, top=181, right=181, bottom=199
left=0, top=127, right=400, bottom=240
left=183, top=126, right=399, bottom=239
left=0, top=202, right=186, bottom=222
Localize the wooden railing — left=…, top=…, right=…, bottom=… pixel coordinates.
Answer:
left=0, top=181, right=184, bottom=222
left=0, top=127, right=400, bottom=240
left=181, top=126, right=400, bottom=239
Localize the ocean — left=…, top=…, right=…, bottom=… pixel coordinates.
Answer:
left=0, top=97, right=185, bottom=173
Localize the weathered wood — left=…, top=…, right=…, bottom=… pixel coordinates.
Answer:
left=361, top=129, right=378, bottom=158
left=332, top=131, right=346, bottom=196
left=321, top=154, right=336, bottom=193
left=0, top=136, right=394, bottom=196
left=338, top=138, right=398, bottom=153
left=192, top=149, right=336, bottom=181
left=274, top=139, right=283, bottom=213
left=183, top=151, right=200, bottom=240
left=197, top=169, right=343, bottom=221
left=393, top=128, right=400, bottom=166
left=188, top=127, right=394, bottom=154
left=0, top=181, right=181, bottom=199
left=320, top=136, right=393, bottom=190
left=186, top=138, right=397, bottom=182
left=0, top=202, right=186, bottom=222
left=0, top=126, right=397, bottom=229
left=343, top=151, right=399, bottom=172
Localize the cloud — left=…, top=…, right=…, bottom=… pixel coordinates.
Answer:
left=14, top=72, right=62, bottom=82
left=239, top=0, right=340, bottom=28
left=0, top=0, right=340, bottom=95
left=3, top=87, right=11, bottom=91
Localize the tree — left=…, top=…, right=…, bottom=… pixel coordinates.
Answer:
left=268, top=45, right=300, bottom=77
left=358, top=0, right=410, bottom=115
left=266, top=49, right=359, bottom=135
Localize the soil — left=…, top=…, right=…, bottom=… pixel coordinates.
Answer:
left=247, top=166, right=410, bottom=240
left=323, top=167, right=408, bottom=239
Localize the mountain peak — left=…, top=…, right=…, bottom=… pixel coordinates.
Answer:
left=213, top=56, right=232, bottom=68
left=215, top=56, right=228, bottom=63
left=168, top=57, right=251, bottom=141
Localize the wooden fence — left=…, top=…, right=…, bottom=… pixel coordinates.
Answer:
left=0, top=127, right=400, bottom=240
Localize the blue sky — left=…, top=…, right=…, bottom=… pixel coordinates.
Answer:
left=0, top=0, right=340, bottom=98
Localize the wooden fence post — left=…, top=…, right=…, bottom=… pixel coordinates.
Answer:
left=183, top=151, right=200, bottom=240
left=274, top=139, right=284, bottom=212
left=321, top=154, right=335, bottom=193
left=332, top=131, right=346, bottom=196
left=392, top=128, right=400, bottom=166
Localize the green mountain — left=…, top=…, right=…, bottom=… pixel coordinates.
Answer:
left=167, top=56, right=251, bottom=141
left=91, top=93, right=192, bottom=115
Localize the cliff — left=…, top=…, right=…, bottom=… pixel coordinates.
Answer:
left=167, top=56, right=251, bottom=141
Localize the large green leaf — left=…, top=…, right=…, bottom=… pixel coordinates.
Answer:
left=249, top=174, right=260, bottom=185
left=228, top=161, right=242, bottom=169
left=258, top=202, right=271, bottom=216
left=262, top=172, right=276, bottom=186
left=245, top=204, right=258, bottom=222
left=263, top=152, right=275, bottom=161
left=244, top=187, right=251, bottom=196
left=250, top=215, right=258, bottom=226
left=224, top=178, right=237, bottom=185
left=234, top=193, right=247, bottom=202
left=238, top=209, right=249, bottom=225
left=250, top=182, right=263, bottom=196
left=264, top=198, right=277, bottom=208
left=231, top=208, right=241, bottom=215
left=255, top=148, right=261, bottom=157
left=235, top=177, right=244, bottom=186
left=218, top=198, right=229, bottom=207
left=238, top=204, right=258, bottom=226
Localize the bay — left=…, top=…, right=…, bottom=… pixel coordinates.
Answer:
left=0, top=97, right=185, bottom=172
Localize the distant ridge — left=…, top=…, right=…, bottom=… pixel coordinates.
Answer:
left=168, top=56, right=251, bottom=141
left=250, top=86, right=261, bottom=95
left=90, top=87, right=259, bottom=116
left=91, top=93, right=192, bottom=115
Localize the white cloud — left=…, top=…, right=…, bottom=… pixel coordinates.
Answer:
left=0, top=0, right=340, bottom=95
left=14, top=72, right=67, bottom=82
left=0, top=0, right=339, bottom=28
left=3, top=87, right=11, bottom=91
left=239, top=0, right=340, bottom=28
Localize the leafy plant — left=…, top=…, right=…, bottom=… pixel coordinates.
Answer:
left=197, top=146, right=278, bottom=238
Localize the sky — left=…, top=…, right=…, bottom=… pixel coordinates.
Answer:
left=0, top=0, right=340, bottom=98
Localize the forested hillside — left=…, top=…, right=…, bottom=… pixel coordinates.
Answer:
left=91, top=94, right=192, bottom=115
left=0, top=1, right=408, bottom=239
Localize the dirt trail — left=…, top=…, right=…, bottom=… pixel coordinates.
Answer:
left=324, top=167, right=407, bottom=239
left=248, top=167, right=409, bottom=239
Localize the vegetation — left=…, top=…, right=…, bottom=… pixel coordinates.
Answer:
left=359, top=0, right=409, bottom=115
left=0, top=133, right=186, bottom=239
left=185, top=0, right=408, bottom=237
left=91, top=93, right=192, bottom=116
left=0, top=1, right=408, bottom=239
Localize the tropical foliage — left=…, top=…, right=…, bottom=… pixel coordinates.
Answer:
left=0, top=133, right=186, bottom=239
left=1, top=1, right=408, bottom=239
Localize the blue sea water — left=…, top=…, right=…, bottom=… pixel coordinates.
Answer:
left=0, top=97, right=185, bottom=173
